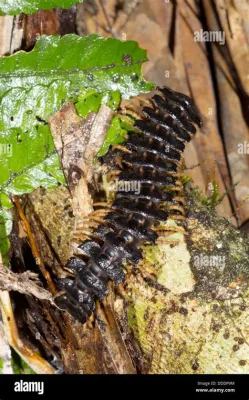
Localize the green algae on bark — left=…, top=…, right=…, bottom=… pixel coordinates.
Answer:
left=185, top=185, right=249, bottom=300
left=123, top=184, right=249, bottom=374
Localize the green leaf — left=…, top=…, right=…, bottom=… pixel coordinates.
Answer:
left=0, top=0, right=84, bottom=16
left=75, top=90, right=121, bottom=119
left=0, top=126, right=65, bottom=196
left=76, top=92, right=134, bottom=157
left=11, top=350, right=35, bottom=374
left=0, top=195, right=12, bottom=264
left=0, top=34, right=152, bottom=101
left=97, top=116, right=127, bottom=157
left=0, top=34, right=153, bottom=258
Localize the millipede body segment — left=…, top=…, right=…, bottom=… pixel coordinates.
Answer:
left=54, top=86, right=202, bottom=323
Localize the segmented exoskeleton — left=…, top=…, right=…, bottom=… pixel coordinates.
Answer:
left=54, top=86, right=202, bottom=323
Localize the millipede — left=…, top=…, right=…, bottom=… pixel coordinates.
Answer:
left=54, top=86, right=202, bottom=323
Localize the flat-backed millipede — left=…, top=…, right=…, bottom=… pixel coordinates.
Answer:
left=54, top=86, right=202, bottom=323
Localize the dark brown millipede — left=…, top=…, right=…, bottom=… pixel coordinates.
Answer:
left=54, top=86, right=202, bottom=323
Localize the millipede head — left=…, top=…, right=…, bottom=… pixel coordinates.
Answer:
left=157, top=86, right=203, bottom=127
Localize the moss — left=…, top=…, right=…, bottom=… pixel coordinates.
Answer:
left=125, top=183, right=249, bottom=373
left=185, top=184, right=249, bottom=300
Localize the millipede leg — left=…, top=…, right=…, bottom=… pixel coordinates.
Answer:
left=112, top=144, right=132, bottom=153
left=169, top=215, right=186, bottom=221
left=116, top=114, right=135, bottom=128
left=153, top=225, right=186, bottom=234
left=137, top=264, right=157, bottom=281
left=156, top=237, right=180, bottom=245
left=167, top=204, right=186, bottom=215
left=120, top=107, right=142, bottom=120
left=93, top=202, right=113, bottom=208
left=174, top=196, right=185, bottom=205
left=105, top=170, right=121, bottom=182
left=88, top=216, right=107, bottom=224
left=91, top=211, right=109, bottom=217
left=86, top=313, right=95, bottom=329
left=76, top=221, right=100, bottom=230
left=74, top=229, right=94, bottom=238
left=116, top=282, right=130, bottom=302
left=137, top=96, right=155, bottom=108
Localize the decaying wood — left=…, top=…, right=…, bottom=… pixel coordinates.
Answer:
left=0, top=15, right=23, bottom=55
left=21, top=102, right=135, bottom=374
left=0, top=265, right=52, bottom=301
left=95, top=286, right=136, bottom=374
left=0, top=291, right=55, bottom=374
left=0, top=15, right=56, bottom=375
left=0, top=324, right=13, bottom=374
left=0, top=16, right=14, bottom=54
left=24, top=6, right=77, bottom=49
left=48, top=102, right=136, bottom=374
left=215, top=0, right=249, bottom=97
left=49, top=103, right=96, bottom=222
left=203, top=0, right=249, bottom=225
left=83, top=104, right=114, bottom=182
left=120, top=185, right=249, bottom=374
left=179, top=1, right=234, bottom=220
left=0, top=254, right=55, bottom=374
left=13, top=195, right=57, bottom=295
left=49, top=102, right=114, bottom=246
